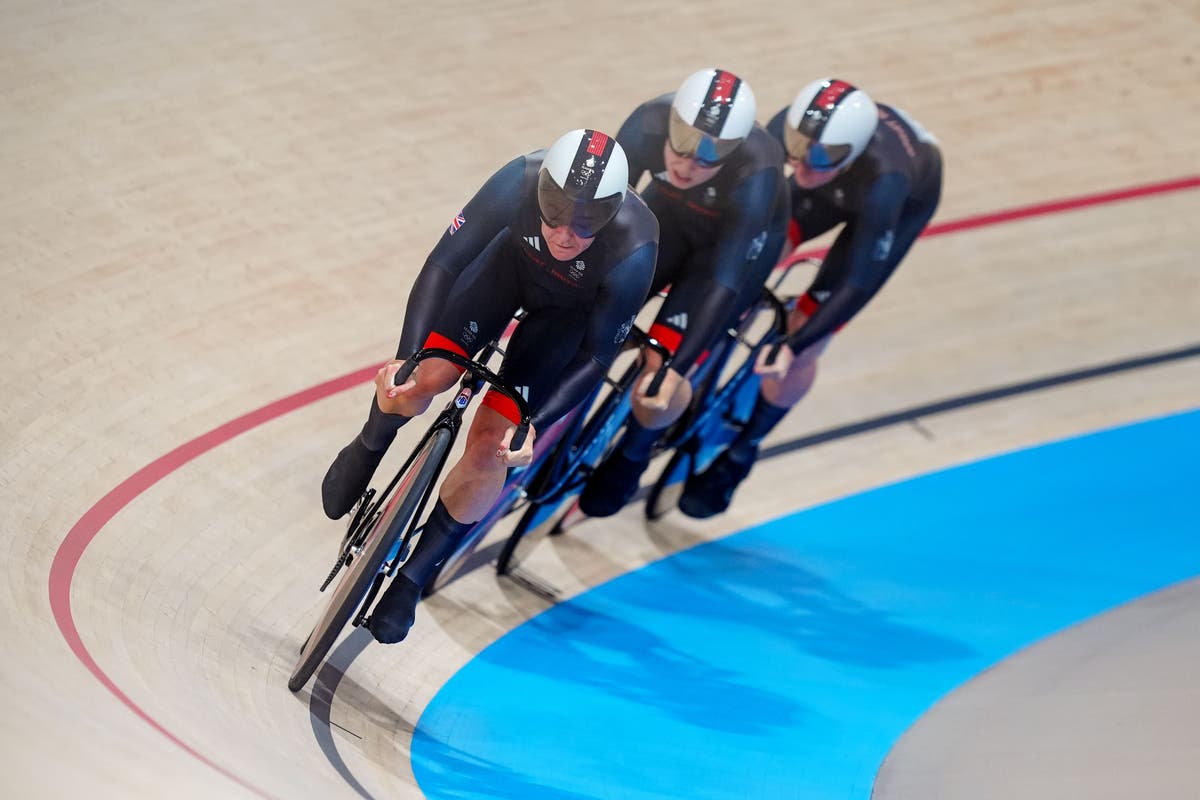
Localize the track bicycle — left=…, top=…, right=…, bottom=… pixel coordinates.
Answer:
left=288, top=344, right=530, bottom=692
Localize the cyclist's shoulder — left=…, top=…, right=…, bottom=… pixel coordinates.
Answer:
left=604, top=190, right=659, bottom=253
left=726, top=126, right=786, bottom=188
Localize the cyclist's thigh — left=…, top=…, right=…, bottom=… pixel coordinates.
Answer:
left=650, top=245, right=713, bottom=351
left=806, top=222, right=856, bottom=297
left=426, top=240, right=525, bottom=358
left=791, top=186, right=848, bottom=243
left=495, top=304, right=588, bottom=426
left=646, top=210, right=694, bottom=298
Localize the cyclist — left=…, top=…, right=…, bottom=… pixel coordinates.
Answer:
left=577, top=67, right=790, bottom=517
left=321, top=129, right=658, bottom=642
left=679, top=78, right=943, bottom=518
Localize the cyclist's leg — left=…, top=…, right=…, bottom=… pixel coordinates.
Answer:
left=371, top=303, right=584, bottom=641
left=368, top=403, right=521, bottom=642
left=776, top=183, right=845, bottom=267
left=322, top=238, right=518, bottom=519
left=577, top=236, right=694, bottom=517
left=674, top=210, right=801, bottom=518
left=681, top=224, right=851, bottom=520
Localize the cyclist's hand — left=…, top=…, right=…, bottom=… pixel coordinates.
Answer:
left=754, top=343, right=793, bottom=381
left=375, top=359, right=417, bottom=412
left=638, top=367, right=683, bottom=411
left=497, top=424, right=535, bottom=468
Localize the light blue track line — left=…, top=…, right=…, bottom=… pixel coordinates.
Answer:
left=411, top=409, right=1200, bottom=799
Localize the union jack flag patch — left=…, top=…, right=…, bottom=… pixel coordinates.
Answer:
left=448, top=212, right=466, bottom=235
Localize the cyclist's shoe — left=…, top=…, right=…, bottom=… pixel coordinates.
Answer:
left=577, top=451, right=650, bottom=517
left=367, top=574, right=422, bottom=644
left=322, top=437, right=386, bottom=520
left=678, top=448, right=757, bottom=519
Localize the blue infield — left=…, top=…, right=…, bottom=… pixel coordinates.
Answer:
left=411, top=408, right=1200, bottom=799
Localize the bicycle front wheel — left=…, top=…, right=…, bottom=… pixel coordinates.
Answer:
left=288, top=427, right=451, bottom=692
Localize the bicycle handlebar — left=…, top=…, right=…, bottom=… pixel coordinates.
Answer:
left=393, top=348, right=533, bottom=451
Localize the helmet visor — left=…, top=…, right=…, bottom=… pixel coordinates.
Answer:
left=537, top=169, right=622, bottom=239
left=668, top=107, right=743, bottom=167
left=784, top=126, right=853, bottom=171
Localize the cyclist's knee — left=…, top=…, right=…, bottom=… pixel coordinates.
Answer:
left=763, top=353, right=818, bottom=406
left=461, top=407, right=514, bottom=469
left=631, top=376, right=690, bottom=428
left=641, top=348, right=666, bottom=375
left=407, top=360, right=461, bottom=404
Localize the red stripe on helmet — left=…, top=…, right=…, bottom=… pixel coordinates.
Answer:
left=712, top=70, right=738, bottom=104
left=814, top=79, right=854, bottom=110
left=586, top=130, right=609, bottom=156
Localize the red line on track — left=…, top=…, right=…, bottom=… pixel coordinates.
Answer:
left=47, top=175, right=1200, bottom=793
left=47, top=365, right=378, bottom=799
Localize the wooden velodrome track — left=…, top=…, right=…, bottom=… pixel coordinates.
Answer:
left=3, top=1, right=1198, bottom=797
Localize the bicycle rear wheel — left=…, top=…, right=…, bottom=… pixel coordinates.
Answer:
left=288, top=427, right=451, bottom=692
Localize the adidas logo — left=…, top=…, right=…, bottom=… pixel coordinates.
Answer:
left=523, top=235, right=540, bottom=251
left=513, top=385, right=531, bottom=401
left=666, top=312, right=688, bottom=329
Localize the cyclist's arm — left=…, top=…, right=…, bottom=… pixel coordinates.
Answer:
left=529, top=241, right=657, bottom=431
left=786, top=171, right=910, bottom=354
left=396, top=156, right=526, bottom=358
left=670, top=168, right=779, bottom=374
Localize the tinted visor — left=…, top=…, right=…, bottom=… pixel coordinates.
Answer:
left=667, top=107, right=743, bottom=167
left=784, top=125, right=853, bottom=170
left=537, top=169, right=622, bottom=239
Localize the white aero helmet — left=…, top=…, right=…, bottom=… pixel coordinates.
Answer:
left=784, top=78, right=878, bottom=171
left=538, top=128, right=629, bottom=238
left=668, top=68, right=756, bottom=166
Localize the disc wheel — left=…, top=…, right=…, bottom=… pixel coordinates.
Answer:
left=288, top=428, right=450, bottom=692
